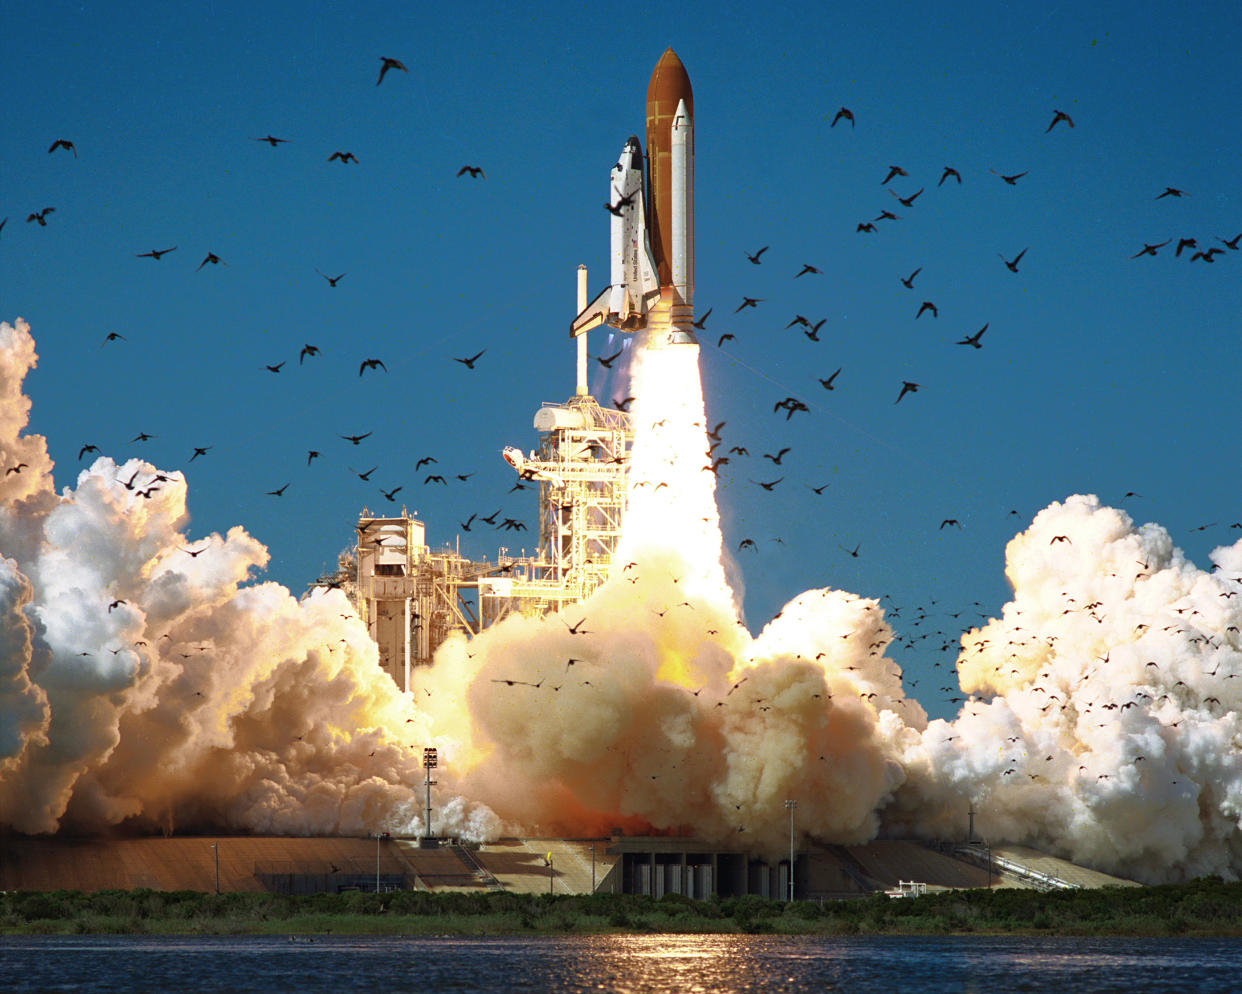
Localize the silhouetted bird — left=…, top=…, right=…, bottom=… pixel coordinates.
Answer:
left=857, top=222, right=876, bottom=233
left=915, top=301, right=938, bottom=319
left=252, top=135, right=289, bottom=146
left=735, top=297, right=762, bottom=312
left=359, top=358, right=387, bottom=375
left=614, top=396, right=635, bottom=411
left=381, top=486, right=402, bottom=502
left=197, top=252, right=223, bottom=270
left=328, top=151, right=358, bottom=163
left=691, top=307, right=712, bottom=329
left=457, top=165, right=486, bottom=178
left=189, top=446, right=211, bottom=462
left=900, top=267, right=921, bottom=289
left=940, top=519, right=962, bottom=529
left=1045, top=109, right=1074, bottom=132
left=957, top=324, right=988, bottom=349
left=763, top=448, right=791, bottom=465
left=316, top=269, right=346, bottom=286
left=1000, top=248, right=1027, bottom=272
left=717, top=333, right=735, bottom=346
left=136, top=246, right=177, bottom=260
left=597, top=349, right=623, bottom=368
left=454, top=350, right=486, bottom=369
left=48, top=138, right=77, bottom=157
left=890, top=188, right=923, bottom=208
left=992, top=169, right=1028, bottom=185
left=1155, top=187, right=1184, bottom=199
left=340, top=432, right=372, bottom=445
left=266, top=483, right=290, bottom=497
left=265, top=362, right=284, bottom=373
left=795, top=264, right=821, bottom=277
left=1130, top=239, right=1171, bottom=258
left=377, top=57, right=408, bottom=85
left=752, top=478, right=783, bottom=491
left=819, top=368, right=841, bottom=389
left=881, top=165, right=907, bottom=185
left=26, top=207, right=55, bottom=226
left=830, top=107, right=854, bottom=128
left=895, top=381, right=920, bottom=404
left=102, top=332, right=126, bottom=345
left=939, top=166, right=962, bottom=186
left=745, top=246, right=768, bottom=264
left=78, top=444, right=99, bottom=461
left=299, top=344, right=320, bottom=364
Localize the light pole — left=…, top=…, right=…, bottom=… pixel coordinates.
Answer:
left=590, top=844, right=596, bottom=894
left=784, top=800, right=797, bottom=902
left=374, top=832, right=381, bottom=894
left=210, top=842, right=219, bottom=895
left=423, top=747, right=438, bottom=843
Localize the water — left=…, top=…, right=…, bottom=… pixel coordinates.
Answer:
left=2, top=933, right=1240, bottom=993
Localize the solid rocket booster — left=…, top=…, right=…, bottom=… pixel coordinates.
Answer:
left=571, top=48, right=698, bottom=345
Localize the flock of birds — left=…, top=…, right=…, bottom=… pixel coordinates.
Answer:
left=8, top=50, right=1237, bottom=724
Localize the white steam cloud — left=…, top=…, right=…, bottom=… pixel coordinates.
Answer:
left=1, top=317, right=1239, bottom=885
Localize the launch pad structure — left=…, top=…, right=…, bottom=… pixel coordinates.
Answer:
left=348, top=342, right=634, bottom=691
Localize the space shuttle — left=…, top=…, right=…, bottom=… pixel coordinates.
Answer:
left=571, top=49, right=697, bottom=346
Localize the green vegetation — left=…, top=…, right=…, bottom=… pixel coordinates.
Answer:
left=2, top=879, right=1241, bottom=936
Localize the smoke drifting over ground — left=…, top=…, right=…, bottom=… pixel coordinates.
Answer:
left=2, top=317, right=1239, bottom=883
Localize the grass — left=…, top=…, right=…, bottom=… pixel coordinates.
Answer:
left=2, top=879, right=1241, bottom=936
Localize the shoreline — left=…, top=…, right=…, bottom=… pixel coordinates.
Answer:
left=3, top=878, right=1240, bottom=938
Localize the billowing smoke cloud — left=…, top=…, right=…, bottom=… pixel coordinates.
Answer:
left=2, top=316, right=1239, bottom=884
left=0, top=318, right=499, bottom=839
left=889, top=495, right=1242, bottom=883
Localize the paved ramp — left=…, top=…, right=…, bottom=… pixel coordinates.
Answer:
left=990, top=844, right=1140, bottom=888
left=845, top=841, right=1025, bottom=891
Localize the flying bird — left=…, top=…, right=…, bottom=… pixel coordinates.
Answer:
left=189, top=446, right=212, bottom=462
left=1000, top=248, right=1027, bottom=272
left=1155, top=187, right=1185, bottom=199
left=26, top=207, right=55, bottom=226
left=352, top=466, right=377, bottom=481
left=957, top=324, right=988, bottom=349
left=992, top=169, right=1028, bottom=185
left=359, top=358, right=387, bottom=375
left=78, top=444, right=99, bottom=461
left=136, top=246, right=177, bottom=260
left=299, top=344, right=320, bottom=364
left=794, top=264, right=821, bottom=278
left=940, top=519, right=962, bottom=529
left=264, top=361, right=284, bottom=373
left=596, top=349, right=623, bottom=368
left=895, top=381, right=920, bottom=404
left=252, top=135, right=289, bottom=146
left=377, top=57, right=408, bottom=85
left=939, top=166, right=962, bottom=186
left=316, top=269, right=346, bottom=286
left=881, top=165, right=907, bottom=185
left=745, top=246, right=768, bottom=264
left=900, top=267, right=922, bottom=289
left=735, top=297, right=762, bottom=312
left=915, top=301, right=938, bottom=319
left=1045, top=109, right=1074, bottom=132
left=340, top=432, right=372, bottom=445
left=454, top=350, right=486, bottom=369
left=763, top=448, right=791, bottom=465
left=717, top=333, right=735, bottom=347
left=857, top=222, right=877, bottom=233
left=328, top=151, right=358, bottom=164
left=456, top=165, right=486, bottom=179
left=818, top=368, right=841, bottom=390
left=424, top=475, right=446, bottom=486
left=889, top=187, right=923, bottom=208
left=130, top=432, right=156, bottom=442
left=102, top=332, right=126, bottom=345
left=48, top=138, right=77, bottom=157
left=381, top=486, right=403, bottom=502
left=830, top=107, right=854, bottom=128
left=738, top=539, right=757, bottom=551
left=691, top=307, right=712, bottom=329
left=266, top=483, right=290, bottom=497
left=1130, top=239, right=1171, bottom=259
left=752, top=478, right=783, bottom=491
left=197, top=252, right=224, bottom=270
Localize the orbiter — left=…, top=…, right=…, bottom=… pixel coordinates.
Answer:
left=571, top=48, right=697, bottom=346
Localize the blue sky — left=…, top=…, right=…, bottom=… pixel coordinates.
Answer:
left=3, top=0, right=1238, bottom=721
